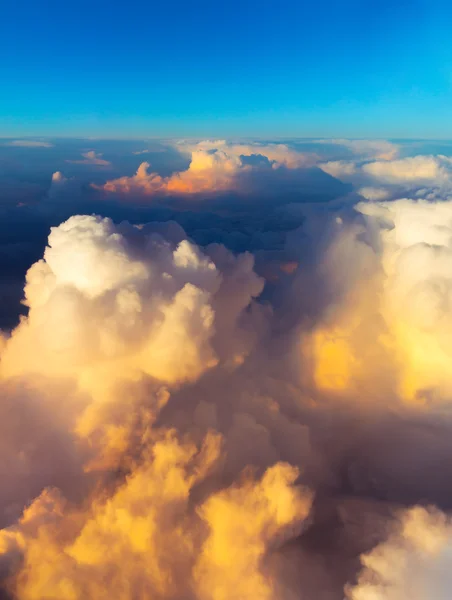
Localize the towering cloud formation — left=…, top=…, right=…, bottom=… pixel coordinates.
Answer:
left=96, top=140, right=315, bottom=196
left=1, top=214, right=264, bottom=395
left=0, top=215, right=315, bottom=599
left=300, top=196, right=452, bottom=403
left=2, top=172, right=452, bottom=598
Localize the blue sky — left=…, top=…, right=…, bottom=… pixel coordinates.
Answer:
left=1, top=0, right=452, bottom=138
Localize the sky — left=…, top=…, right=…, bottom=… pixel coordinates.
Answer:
left=2, top=0, right=452, bottom=138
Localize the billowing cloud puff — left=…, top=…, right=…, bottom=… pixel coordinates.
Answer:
left=98, top=151, right=244, bottom=195
left=320, top=159, right=358, bottom=179
left=96, top=140, right=316, bottom=197
left=176, top=139, right=315, bottom=169
left=319, top=155, right=452, bottom=202
left=300, top=195, right=452, bottom=404
left=0, top=441, right=311, bottom=600
left=356, top=198, right=452, bottom=400
left=0, top=212, right=320, bottom=599
left=47, top=171, right=69, bottom=199
left=347, top=506, right=452, bottom=600
left=362, top=154, right=452, bottom=184
left=1, top=215, right=264, bottom=397
left=314, top=153, right=452, bottom=225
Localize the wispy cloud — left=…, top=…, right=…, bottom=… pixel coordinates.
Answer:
left=315, top=138, right=399, bottom=160
left=5, top=140, right=53, bottom=148
left=132, top=148, right=167, bottom=155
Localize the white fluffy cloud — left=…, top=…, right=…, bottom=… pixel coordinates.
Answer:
left=316, top=153, right=452, bottom=217
left=362, top=155, right=452, bottom=184
left=1, top=214, right=264, bottom=392
left=347, top=507, right=452, bottom=600
left=320, top=155, right=452, bottom=201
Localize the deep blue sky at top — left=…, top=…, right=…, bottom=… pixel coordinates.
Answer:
left=1, top=0, right=452, bottom=139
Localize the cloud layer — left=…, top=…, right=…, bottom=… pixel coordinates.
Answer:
left=1, top=138, right=452, bottom=599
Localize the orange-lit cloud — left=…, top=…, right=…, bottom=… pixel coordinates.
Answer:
left=2, top=175, right=452, bottom=599
left=299, top=196, right=452, bottom=404
left=96, top=140, right=316, bottom=196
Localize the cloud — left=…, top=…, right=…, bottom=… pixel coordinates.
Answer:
left=320, top=154, right=452, bottom=188
left=316, top=138, right=399, bottom=160
left=320, top=159, right=358, bottom=179
left=347, top=506, right=452, bottom=600
left=98, top=151, right=244, bottom=195
left=357, top=186, right=391, bottom=201
left=67, top=150, right=111, bottom=167
left=362, top=154, right=452, bottom=184
left=318, top=154, right=452, bottom=208
left=297, top=194, right=452, bottom=404
left=1, top=214, right=265, bottom=408
left=49, top=170, right=68, bottom=190
left=0, top=214, right=319, bottom=599
left=4, top=140, right=53, bottom=148
left=96, top=140, right=316, bottom=197
left=3, top=151, right=452, bottom=599
left=176, top=139, right=316, bottom=169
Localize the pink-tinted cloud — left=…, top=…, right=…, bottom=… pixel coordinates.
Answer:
left=67, top=151, right=111, bottom=167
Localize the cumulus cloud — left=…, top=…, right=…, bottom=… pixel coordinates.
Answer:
left=96, top=140, right=316, bottom=197
left=362, top=154, right=452, bottom=184
left=67, top=150, right=111, bottom=167
left=319, top=154, right=452, bottom=203
left=48, top=171, right=68, bottom=194
left=176, top=139, right=316, bottom=169
left=98, top=152, right=244, bottom=195
left=1, top=215, right=266, bottom=393
left=0, top=213, right=320, bottom=599
left=320, top=159, right=358, bottom=179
